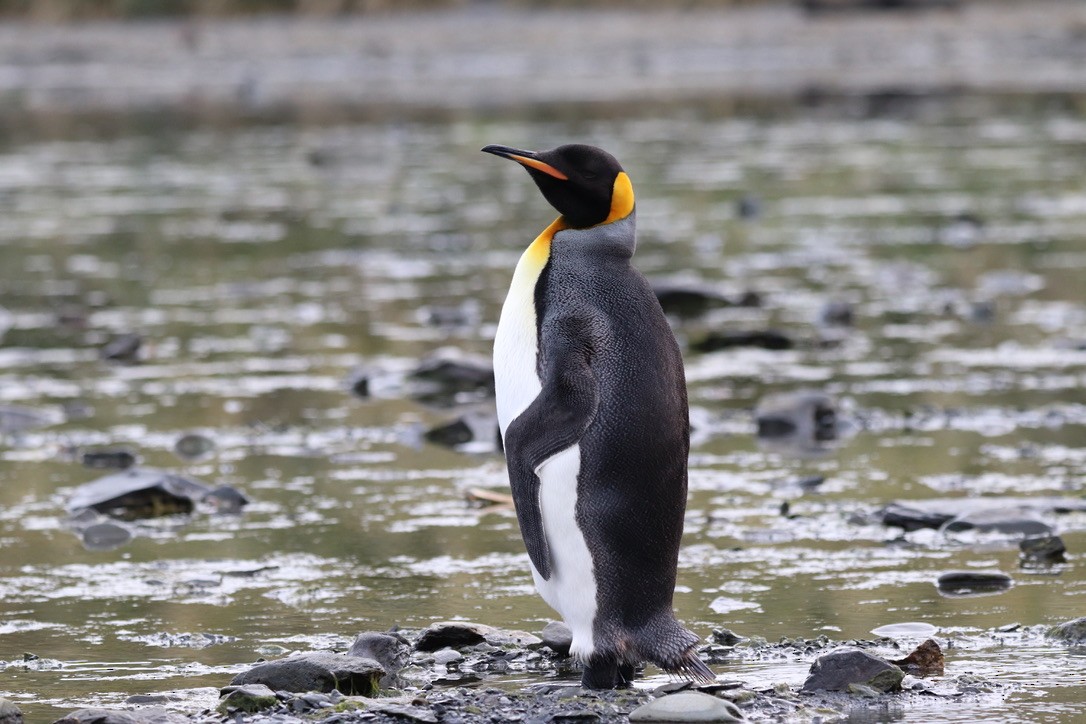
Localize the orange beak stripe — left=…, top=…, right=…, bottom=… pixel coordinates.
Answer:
left=508, top=154, right=569, bottom=180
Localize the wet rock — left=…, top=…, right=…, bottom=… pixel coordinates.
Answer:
left=1019, top=534, right=1067, bottom=565
left=173, top=433, right=215, bottom=461
left=736, top=193, right=762, bottom=220
left=652, top=283, right=736, bottom=319
left=541, top=621, right=573, bottom=656
left=754, top=390, right=840, bottom=455
left=941, top=507, right=1052, bottom=537
left=1046, top=617, right=1086, bottom=646
left=692, top=329, right=793, bottom=353
left=51, top=708, right=188, bottom=724
left=80, top=521, right=133, bottom=551
left=364, top=701, right=439, bottom=723
left=415, top=621, right=542, bottom=652
left=802, top=649, right=904, bottom=693
left=424, top=411, right=499, bottom=451
left=432, top=647, right=464, bottom=665
left=66, top=468, right=230, bottom=521
left=936, top=570, right=1013, bottom=595
left=877, top=496, right=1086, bottom=532
left=217, top=684, right=279, bottom=714
left=0, top=699, right=23, bottom=724
left=0, top=405, right=64, bottom=434
left=227, top=651, right=383, bottom=696
left=847, top=683, right=882, bottom=698
left=877, top=502, right=955, bottom=531
left=80, top=448, right=137, bottom=470
left=348, top=631, right=409, bottom=686
left=410, top=348, right=495, bottom=401
left=420, top=300, right=482, bottom=328
left=628, top=691, right=743, bottom=722
left=711, top=629, right=745, bottom=647
left=99, top=333, right=142, bottom=362
left=203, top=485, right=248, bottom=514
left=348, top=369, right=370, bottom=397
left=819, top=300, right=854, bottom=327
left=891, top=639, right=944, bottom=676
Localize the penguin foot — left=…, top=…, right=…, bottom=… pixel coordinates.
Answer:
left=580, top=658, right=637, bottom=689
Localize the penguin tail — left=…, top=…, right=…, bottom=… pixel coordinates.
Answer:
left=633, top=618, right=715, bottom=683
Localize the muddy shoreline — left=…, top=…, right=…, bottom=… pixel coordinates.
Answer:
left=1, top=1, right=1085, bottom=128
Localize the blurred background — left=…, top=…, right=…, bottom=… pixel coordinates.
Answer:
left=1, top=1, right=1085, bottom=721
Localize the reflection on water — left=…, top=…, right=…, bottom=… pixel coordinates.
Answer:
left=0, top=105, right=1084, bottom=721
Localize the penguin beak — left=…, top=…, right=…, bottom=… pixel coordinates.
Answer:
left=481, top=144, right=569, bottom=180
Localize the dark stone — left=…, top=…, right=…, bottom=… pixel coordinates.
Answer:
left=415, top=621, right=542, bottom=652
left=424, top=412, right=498, bottom=450
left=410, top=350, right=495, bottom=395
left=348, top=632, right=409, bottom=686
left=936, top=571, right=1013, bottom=595
left=173, top=433, right=215, bottom=461
left=1019, top=535, right=1067, bottom=565
left=227, top=652, right=383, bottom=696
left=890, top=639, right=944, bottom=676
left=878, top=503, right=955, bottom=532
left=541, top=621, right=573, bottom=656
left=203, top=485, right=248, bottom=513
left=692, top=329, right=794, bottom=353
left=754, top=390, right=839, bottom=455
left=100, top=333, right=142, bottom=362
left=80, top=449, right=137, bottom=470
left=737, top=193, right=762, bottom=220
left=217, top=684, right=279, bottom=714
left=349, top=371, right=370, bottom=397
left=652, top=283, right=734, bottom=319
left=66, top=468, right=214, bottom=520
left=802, top=649, right=904, bottom=693
left=1046, top=617, right=1086, bottom=646
left=819, top=300, right=854, bottom=327
left=80, top=522, right=133, bottom=551
left=711, top=628, right=745, bottom=646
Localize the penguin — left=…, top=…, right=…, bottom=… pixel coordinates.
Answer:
left=482, top=143, right=713, bottom=689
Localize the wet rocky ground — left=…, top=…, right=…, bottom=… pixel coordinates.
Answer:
left=1, top=3, right=1085, bottom=723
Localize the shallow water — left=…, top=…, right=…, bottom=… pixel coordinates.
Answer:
left=0, top=104, right=1084, bottom=721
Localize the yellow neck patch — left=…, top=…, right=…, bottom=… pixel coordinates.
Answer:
left=602, top=172, right=635, bottom=225
left=523, top=215, right=567, bottom=267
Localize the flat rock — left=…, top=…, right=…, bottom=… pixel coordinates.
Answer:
left=652, top=283, right=738, bottom=319
left=878, top=496, right=1086, bottom=532
left=692, top=329, right=793, bottom=353
left=1046, top=617, right=1086, bottom=646
left=228, top=651, right=383, bottom=696
left=936, top=570, right=1013, bottom=595
left=217, top=684, right=279, bottom=714
left=415, top=621, right=542, bottom=652
left=80, top=522, right=133, bottom=551
left=941, top=507, right=1053, bottom=537
left=629, top=691, right=743, bottom=722
left=348, top=631, right=409, bottom=686
left=802, top=649, right=904, bottom=693
left=66, top=468, right=213, bottom=520
left=541, top=621, right=573, bottom=656
left=51, top=708, right=188, bottom=724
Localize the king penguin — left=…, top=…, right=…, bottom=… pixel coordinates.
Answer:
left=482, top=143, right=714, bottom=689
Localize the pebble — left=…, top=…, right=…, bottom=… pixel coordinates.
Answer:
left=174, top=433, right=216, bottom=461
left=80, top=522, right=133, bottom=551
left=628, top=691, right=743, bottom=722
left=1019, top=534, right=1067, bottom=564
left=540, top=621, right=573, bottom=656
left=100, top=333, right=142, bottom=362
left=432, top=648, right=464, bottom=666
left=218, top=684, right=279, bottom=714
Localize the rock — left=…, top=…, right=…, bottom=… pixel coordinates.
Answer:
left=349, top=632, right=409, bottom=686
left=51, top=708, right=188, bottom=724
left=936, top=571, right=1013, bottom=595
left=754, top=390, right=840, bottom=455
left=941, top=507, right=1053, bottom=537
left=80, top=521, right=133, bottom=551
left=66, top=468, right=221, bottom=521
left=80, top=448, right=137, bottom=470
left=541, top=621, right=573, bottom=656
left=819, top=300, right=854, bottom=327
left=228, top=651, right=383, bottom=696
left=348, top=370, right=370, bottom=397
left=736, top=194, right=761, bottom=220
left=217, top=684, right=279, bottom=714
left=432, top=647, right=464, bottom=665
left=203, top=485, right=248, bottom=514
left=0, top=699, right=23, bottom=724
left=1019, top=534, right=1067, bottom=565
left=877, top=503, right=955, bottom=532
left=100, top=333, right=142, bottom=362
left=846, top=683, right=882, bottom=698
left=1046, top=617, right=1086, bottom=646
left=710, top=629, right=745, bottom=647
left=415, top=621, right=542, bottom=652
left=691, top=329, right=793, bottom=353
left=802, top=649, right=904, bottom=693
left=410, top=348, right=495, bottom=401
left=364, top=701, right=439, bottom=723
left=877, top=496, right=1086, bottom=532
left=652, top=283, right=735, bottom=319
left=629, top=691, right=743, bottom=722
left=890, top=639, right=944, bottom=676
left=424, top=411, right=498, bottom=450
left=0, top=405, right=64, bottom=434
left=173, top=433, right=215, bottom=461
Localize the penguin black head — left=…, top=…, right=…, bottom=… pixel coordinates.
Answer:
left=481, top=143, right=632, bottom=229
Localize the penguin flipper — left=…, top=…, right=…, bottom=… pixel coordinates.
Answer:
left=503, top=319, right=599, bottom=581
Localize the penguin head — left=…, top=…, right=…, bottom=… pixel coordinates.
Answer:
left=481, top=143, right=632, bottom=229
